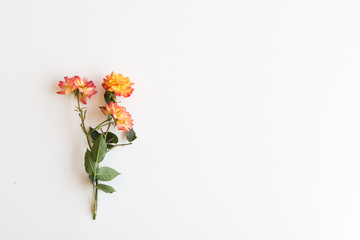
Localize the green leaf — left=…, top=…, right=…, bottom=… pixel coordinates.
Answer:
left=104, top=91, right=116, bottom=105
left=84, top=149, right=97, bottom=175
left=126, top=128, right=137, bottom=142
left=88, top=174, right=95, bottom=183
left=96, top=167, right=120, bottom=181
left=90, top=127, right=101, bottom=142
left=106, top=132, right=118, bottom=144
left=91, top=135, right=107, bottom=163
left=96, top=184, right=115, bottom=193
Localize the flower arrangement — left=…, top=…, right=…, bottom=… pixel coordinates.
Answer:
left=57, top=72, right=137, bottom=220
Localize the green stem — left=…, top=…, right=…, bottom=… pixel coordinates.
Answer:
left=87, top=119, right=112, bottom=136
left=105, top=122, right=111, bottom=139
left=77, top=97, right=91, bottom=149
left=92, top=181, right=97, bottom=220
left=92, top=163, right=98, bottom=220
left=95, top=179, right=98, bottom=217
left=107, top=142, right=132, bottom=152
left=76, top=97, right=97, bottom=219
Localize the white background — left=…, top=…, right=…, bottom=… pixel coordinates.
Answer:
left=1, top=0, right=360, bottom=239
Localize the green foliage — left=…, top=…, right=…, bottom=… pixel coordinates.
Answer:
left=106, top=132, right=118, bottom=144
left=85, top=149, right=97, bottom=175
left=126, top=128, right=137, bottom=142
left=96, top=184, right=116, bottom=193
left=91, top=135, right=107, bottom=163
left=90, top=129, right=119, bottom=150
left=89, top=174, right=95, bottom=183
left=80, top=107, right=137, bottom=218
left=97, top=167, right=120, bottom=181
left=104, top=91, right=116, bottom=105
left=90, top=127, right=101, bottom=142
left=86, top=135, right=119, bottom=194
left=71, top=87, right=139, bottom=219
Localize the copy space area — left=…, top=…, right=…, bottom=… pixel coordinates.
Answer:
left=1, top=0, right=360, bottom=239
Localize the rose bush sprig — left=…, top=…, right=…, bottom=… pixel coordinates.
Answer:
left=57, top=72, right=137, bottom=220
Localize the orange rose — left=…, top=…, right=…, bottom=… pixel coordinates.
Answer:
left=101, top=102, right=134, bottom=132
left=102, top=72, right=134, bottom=98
